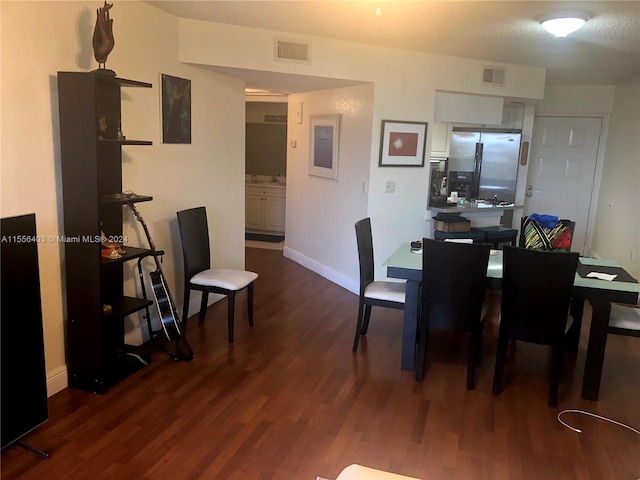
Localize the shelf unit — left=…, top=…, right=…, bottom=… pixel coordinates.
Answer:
left=57, top=70, right=155, bottom=393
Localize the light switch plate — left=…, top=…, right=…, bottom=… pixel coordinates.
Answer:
left=385, top=180, right=396, bottom=193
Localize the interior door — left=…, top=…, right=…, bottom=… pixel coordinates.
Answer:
left=525, top=116, right=603, bottom=254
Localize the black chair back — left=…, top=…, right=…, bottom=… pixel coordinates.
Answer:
left=177, top=206, right=211, bottom=280
left=421, top=238, right=490, bottom=332
left=355, top=218, right=375, bottom=295
left=494, top=246, right=579, bottom=406
left=418, top=238, right=491, bottom=387
left=501, top=246, right=579, bottom=344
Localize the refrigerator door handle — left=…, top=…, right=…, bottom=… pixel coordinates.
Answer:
left=473, top=143, right=483, bottom=199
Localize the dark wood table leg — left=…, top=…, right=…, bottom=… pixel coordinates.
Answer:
left=566, top=297, right=584, bottom=353
left=581, top=300, right=611, bottom=401
left=401, top=279, right=420, bottom=370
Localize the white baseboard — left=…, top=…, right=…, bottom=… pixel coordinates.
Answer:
left=44, top=300, right=219, bottom=398
left=283, top=246, right=359, bottom=295
left=45, top=325, right=148, bottom=398
left=46, top=364, right=69, bottom=397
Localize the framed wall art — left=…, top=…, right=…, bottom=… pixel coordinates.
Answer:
left=379, top=120, right=428, bottom=167
left=309, top=114, right=340, bottom=180
left=161, top=74, right=191, bottom=144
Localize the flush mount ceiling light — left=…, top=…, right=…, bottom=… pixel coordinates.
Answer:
left=539, top=11, right=589, bottom=37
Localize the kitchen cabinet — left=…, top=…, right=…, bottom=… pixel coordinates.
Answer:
left=430, top=121, right=452, bottom=158
left=57, top=70, right=155, bottom=393
left=246, top=185, right=286, bottom=234
left=499, top=104, right=524, bottom=129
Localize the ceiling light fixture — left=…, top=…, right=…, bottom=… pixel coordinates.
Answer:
left=539, top=11, right=589, bottom=38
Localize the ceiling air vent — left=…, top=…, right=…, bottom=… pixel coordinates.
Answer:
left=275, top=38, right=311, bottom=64
left=482, top=66, right=506, bottom=86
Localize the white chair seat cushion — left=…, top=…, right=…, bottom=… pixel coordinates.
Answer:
left=364, top=281, right=406, bottom=303
left=191, top=268, right=258, bottom=291
left=609, top=304, right=640, bottom=331
left=336, top=464, right=421, bottom=480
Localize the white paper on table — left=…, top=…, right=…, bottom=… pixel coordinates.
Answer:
left=586, top=272, right=618, bottom=281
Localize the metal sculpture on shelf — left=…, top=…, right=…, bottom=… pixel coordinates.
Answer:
left=92, top=1, right=115, bottom=69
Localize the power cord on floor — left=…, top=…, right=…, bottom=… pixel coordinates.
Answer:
left=557, top=409, right=640, bottom=435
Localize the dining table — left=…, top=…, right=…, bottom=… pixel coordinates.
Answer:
left=384, top=242, right=640, bottom=401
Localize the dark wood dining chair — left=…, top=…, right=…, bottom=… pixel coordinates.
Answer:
left=492, top=246, right=579, bottom=406
left=417, top=238, right=491, bottom=388
left=353, top=218, right=406, bottom=351
left=176, top=206, right=258, bottom=343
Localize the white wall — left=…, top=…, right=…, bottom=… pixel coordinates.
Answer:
left=284, top=84, right=374, bottom=292
left=176, top=18, right=546, bottom=284
left=536, top=85, right=616, bottom=114
left=178, top=19, right=546, bottom=102
left=590, top=76, right=640, bottom=280
left=1, top=1, right=247, bottom=395
left=432, top=55, right=546, bottom=100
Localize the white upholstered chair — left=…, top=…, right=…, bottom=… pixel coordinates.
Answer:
left=336, top=464, right=421, bottom=480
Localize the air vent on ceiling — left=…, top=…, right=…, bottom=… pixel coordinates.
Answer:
left=274, top=38, right=311, bottom=64
left=482, top=66, right=506, bottom=86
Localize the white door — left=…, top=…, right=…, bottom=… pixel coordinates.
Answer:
left=525, top=116, right=603, bottom=254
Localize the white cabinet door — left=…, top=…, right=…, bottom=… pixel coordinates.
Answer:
left=245, top=186, right=286, bottom=233
left=245, top=192, right=265, bottom=230
left=430, top=122, right=451, bottom=158
left=265, top=195, right=286, bottom=231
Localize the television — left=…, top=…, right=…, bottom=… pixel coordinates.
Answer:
left=1, top=213, right=49, bottom=457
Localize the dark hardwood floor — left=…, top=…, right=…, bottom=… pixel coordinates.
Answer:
left=2, top=247, right=639, bottom=479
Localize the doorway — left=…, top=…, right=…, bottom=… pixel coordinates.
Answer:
left=244, top=100, right=288, bottom=248
left=245, top=101, right=288, bottom=180
left=524, top=116, right=604, bottom=254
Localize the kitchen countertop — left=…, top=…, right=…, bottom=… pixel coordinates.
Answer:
left=246, top=181, right=286, bottom=189
left=428, top=202, right=523, bottom=214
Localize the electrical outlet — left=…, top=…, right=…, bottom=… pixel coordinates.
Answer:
left=385, top=180, right=396, bottom=193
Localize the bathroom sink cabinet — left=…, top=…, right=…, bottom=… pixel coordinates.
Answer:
left=245, top=185, right=286, bottom=234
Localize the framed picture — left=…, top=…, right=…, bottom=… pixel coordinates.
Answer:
left=379, top=120, right=428, bottom=167
left=309, top=114, right=340, bottom=180
left=161, top=74, right=191, bottom=144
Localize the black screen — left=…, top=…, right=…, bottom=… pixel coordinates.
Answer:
left=1, top=213, right=49, bottom=448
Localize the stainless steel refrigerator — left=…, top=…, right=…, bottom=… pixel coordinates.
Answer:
left=447, top=128, right=522, bottom=203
